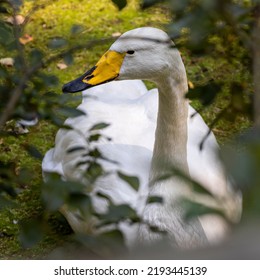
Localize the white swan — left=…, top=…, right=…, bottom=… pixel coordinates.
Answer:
left=43, top=27, right=242, bottom=248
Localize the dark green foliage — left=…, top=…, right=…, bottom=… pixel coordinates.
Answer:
left=48, top=37, right=68, bottom=49
left=9, top=0, right=23, bottom=8
left=0, top=195, right=16, bottom=210
left=24, top=144, right=43, bottom=160
left=182, top=199, right=224, bottom=221
left=186, top=83, right=220, bottom=106
left=19, top=218, right=45, bottom=248
left=0, top=22, right=14, bottom=46
left=75, top=229, right=126, bottom=257
left=70, top=24, right=84, bottom=36
left=42, top=174, right=87, bottom=211
left=97, top=204, right=139, bottom=225
left=142, top=0, right=165, bottom=9
left=111, top=0, right=127, bottom=10
left=117, top=171, right=140, bottom=191
left=67, top=193, right=93, bottom=217
left=147, top=195, right=163, bottom=204
left=89, top=122, right=110, bottom=131
left=221, top=128, right=260, bottom=217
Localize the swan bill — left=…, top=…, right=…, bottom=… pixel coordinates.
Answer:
left=62, top=50, right=125, bottom=93
left=62, top=66, right=96, bottom=93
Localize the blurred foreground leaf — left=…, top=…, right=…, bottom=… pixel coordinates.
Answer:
left=221, top=128, right=260, bottom=216
left=117, top=171, right=140, bottom=191
left=182, top=199, right=224, bottom=221
left=19, top=218, right=45, bottom=249
left=111, top=0, right=127, bottom=10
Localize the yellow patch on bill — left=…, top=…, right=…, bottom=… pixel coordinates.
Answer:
left=83, top=50, right=125, bottom=85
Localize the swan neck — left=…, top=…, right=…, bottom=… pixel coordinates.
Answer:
left=150, top=74, right=189, bottom=183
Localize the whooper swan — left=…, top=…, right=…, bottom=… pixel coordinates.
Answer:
left=43, top=27, right=242, bottom=249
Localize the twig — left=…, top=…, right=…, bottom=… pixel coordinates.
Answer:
left=199, top=106, right=229, bottom=150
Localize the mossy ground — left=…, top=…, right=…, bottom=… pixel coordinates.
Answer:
left=0, top=0, right=251, bottom=259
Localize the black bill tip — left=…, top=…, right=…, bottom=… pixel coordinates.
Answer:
left=62, top=66, right=96, bottom=93
left=62, top=77, right=91, bottom=93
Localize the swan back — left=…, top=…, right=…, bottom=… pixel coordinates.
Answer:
left=82, top=80, right=147, bottom=103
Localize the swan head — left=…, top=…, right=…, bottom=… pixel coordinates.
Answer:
left=62, top=27, right=184, bottom=93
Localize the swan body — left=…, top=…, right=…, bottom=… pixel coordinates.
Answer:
left=43, top=27, right=241, bottom=248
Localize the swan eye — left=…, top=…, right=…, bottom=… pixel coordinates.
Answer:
left=126, top=50, right=135, bottom=55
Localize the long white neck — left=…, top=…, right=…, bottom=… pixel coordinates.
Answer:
left=141, top=56, right=208, bottom=248
left=150, top=63, right=189, bottom=184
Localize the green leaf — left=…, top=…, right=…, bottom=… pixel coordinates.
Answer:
left=149, top=225, right=167, bottom=234
left=42, top=175, right=86, bottom=211
left=24, top=144, right=43, bottom=160
left=99, top=229, right=125, bottom=248
left=67, top=146, right=86, bottom=154
left=41, top=182, right=66, bottom=211
left=0, top=183, right=17, bottom=197
left=63, top=52, right=74, bottom=65
left=111, top=0, right=127, bottom=10
left=0, top=6, right=9, bottom=14
left=191, top=181, right=213, bottom=196
left=29, top=49, right=43, bottom=65
left=186, top=82, right=220, bottom=106
left=76, top=160, right=89, bottom=168
left=88, top=133, right=101, bottom=142
left=0, top=65, right=8, bottom=78
left=57, top=107, right=86, bottom=118
left=0, top=22, right=14, bottom=46
left=66, top=193, right=93, bottom=216
left=228, top=3, right=249, bottom=19
left=147, top=195, right=163, bottom=204
left=9, top=0, right=23, bottom=8
left=86, top=162, right=103, bottom=178
left=50, top=114, right=64, bottom=126
left=96, top=191, right=113, bottom=203
left=141, top=0, right=161, bottom=9
left=38, top=73, right=59, bottom=87
left=182, top=199, right=224, bottom=221
left=48, top=37, right=68, bottom=49
left=19, top=218, right=45, bottom=249
left=98, top=204, right=138, bottom=225
left=117, top=171, right=140, bottom=191
left=89, top=148, right=102, bottom=158
left=89, top=122, right=110, bottom=131
left=75, top=229, right=126, bottom=256
left=70, top=24, right=84, bottom=35
left=0, top=196, right=17, bottom=210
